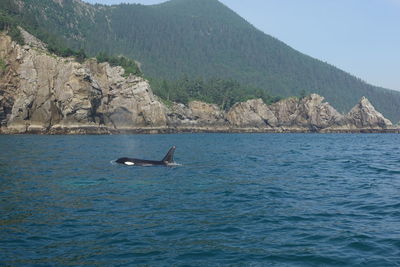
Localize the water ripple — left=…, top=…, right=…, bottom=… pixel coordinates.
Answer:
left=1, top=134, right=400, bottom=266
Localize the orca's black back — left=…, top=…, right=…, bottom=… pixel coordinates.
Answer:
left=116, top=146, right=176, bottom=166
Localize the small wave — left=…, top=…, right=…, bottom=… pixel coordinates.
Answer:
left=110, top=160, right=118, bottom=165
left=167, top=163, right=182, bottom=167
left=346, top=241, right=377, bottom=252
left=366, top=164, right=400, bottom=175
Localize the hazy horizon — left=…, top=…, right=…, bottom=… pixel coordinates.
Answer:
left=82, top=0, right=400, bottom=91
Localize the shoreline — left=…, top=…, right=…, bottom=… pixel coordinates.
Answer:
left=1, top=126, right=399, bottom=135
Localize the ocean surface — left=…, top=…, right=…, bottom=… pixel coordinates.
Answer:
left=1, top=134, right=400, bottom=266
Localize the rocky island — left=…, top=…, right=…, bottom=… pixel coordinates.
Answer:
left=0, top=32, right=397, bottom=134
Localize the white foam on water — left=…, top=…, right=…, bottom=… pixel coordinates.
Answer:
left=167, top=162, right=182, bottom=167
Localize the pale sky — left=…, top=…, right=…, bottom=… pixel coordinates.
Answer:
left=83, top=0, right=400, bottom=91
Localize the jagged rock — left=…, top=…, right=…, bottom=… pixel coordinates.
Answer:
left=167, top=101, right=226, bottom=127
left=90, top=62, right=168, bottom=129
left=0, top=32, right=167, bottom=133
left=269, top=94, right=344, bottom=130
left=296, top=94, right=344, bottom=130
left=227, top=99, right=277, bottom=128
left=167, top=102, right=194, bottom=126
left=345, top=97, right=392, bottom=128
left=188, top=101, right=226, bottom=126
left=269, top=97, right=299, bottom=126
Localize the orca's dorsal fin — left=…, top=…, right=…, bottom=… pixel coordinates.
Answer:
left=162, top=146, right=176, bottom=163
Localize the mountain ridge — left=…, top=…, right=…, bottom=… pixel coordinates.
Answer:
left=1, top=0, right=400, bottom=122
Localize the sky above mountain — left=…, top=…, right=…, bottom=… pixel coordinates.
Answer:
left=82, top=0, right=400, bottom=91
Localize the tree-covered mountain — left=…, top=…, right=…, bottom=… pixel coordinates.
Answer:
left=1, top=0, right=400, bottom=122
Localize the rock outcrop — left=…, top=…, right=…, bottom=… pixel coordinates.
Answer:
left=269, top=94, right=344, bottom=131
left=344, top=97, right=392, bottom=129
left=0, top=33, right=167, bottom=134
left=0, top=32, right=397, bottom=134
left=167, top=101, right=227, bottom=128
left=224, top=94, right=393, bottom=132
left=227, top=99, right=277, bottom=128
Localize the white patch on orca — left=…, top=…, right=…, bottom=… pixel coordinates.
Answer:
left=124, top=162, right=135, bottom=166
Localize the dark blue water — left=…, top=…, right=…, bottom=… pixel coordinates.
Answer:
left=1, top=134, right=400, bottom=266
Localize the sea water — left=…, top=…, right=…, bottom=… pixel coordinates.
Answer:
left=1, top=134, right=400, bottom=266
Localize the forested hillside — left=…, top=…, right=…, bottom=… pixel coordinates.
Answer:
left=1, top=0, right=400, bottom=122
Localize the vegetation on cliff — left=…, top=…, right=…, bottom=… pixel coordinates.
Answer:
left=96, top=52, right=142, bottom=77
left=0, top=8, right=24, bottom=45
left=0, top=0, right=79, bottom=56
left=150, top=77, right=281, bottom=110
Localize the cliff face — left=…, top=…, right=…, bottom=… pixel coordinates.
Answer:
left=269, top=94, right=345, bottom=130
left=227, top=99, right=277, bottom=128
left=225, top=94, right=393, bottom=132
left=0, top=33, right=396, bottom=134
left=0, top=33, right=167, bottom=134
left=344, top=97, right=393, bottom=129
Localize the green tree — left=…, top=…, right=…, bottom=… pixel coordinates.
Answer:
left=75, top=48, right=87, bottom=63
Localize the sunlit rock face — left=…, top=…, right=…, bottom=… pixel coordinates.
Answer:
left=344, top=97, right=392, bottom=129
left=268, top=94, right=344, bottom=130
left=0, top=33, right=167, bottom=134
left=227, top=99, right=277, bottom=128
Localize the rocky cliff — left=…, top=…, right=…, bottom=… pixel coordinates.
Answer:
left=0, top=32, right=397, bottom=134
left=225, top=94, right=394, bottom=133
left=0, top=32, right=167, bottom=134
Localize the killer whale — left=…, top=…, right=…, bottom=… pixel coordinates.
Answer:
left=116, top=146, right=176, bottom=166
